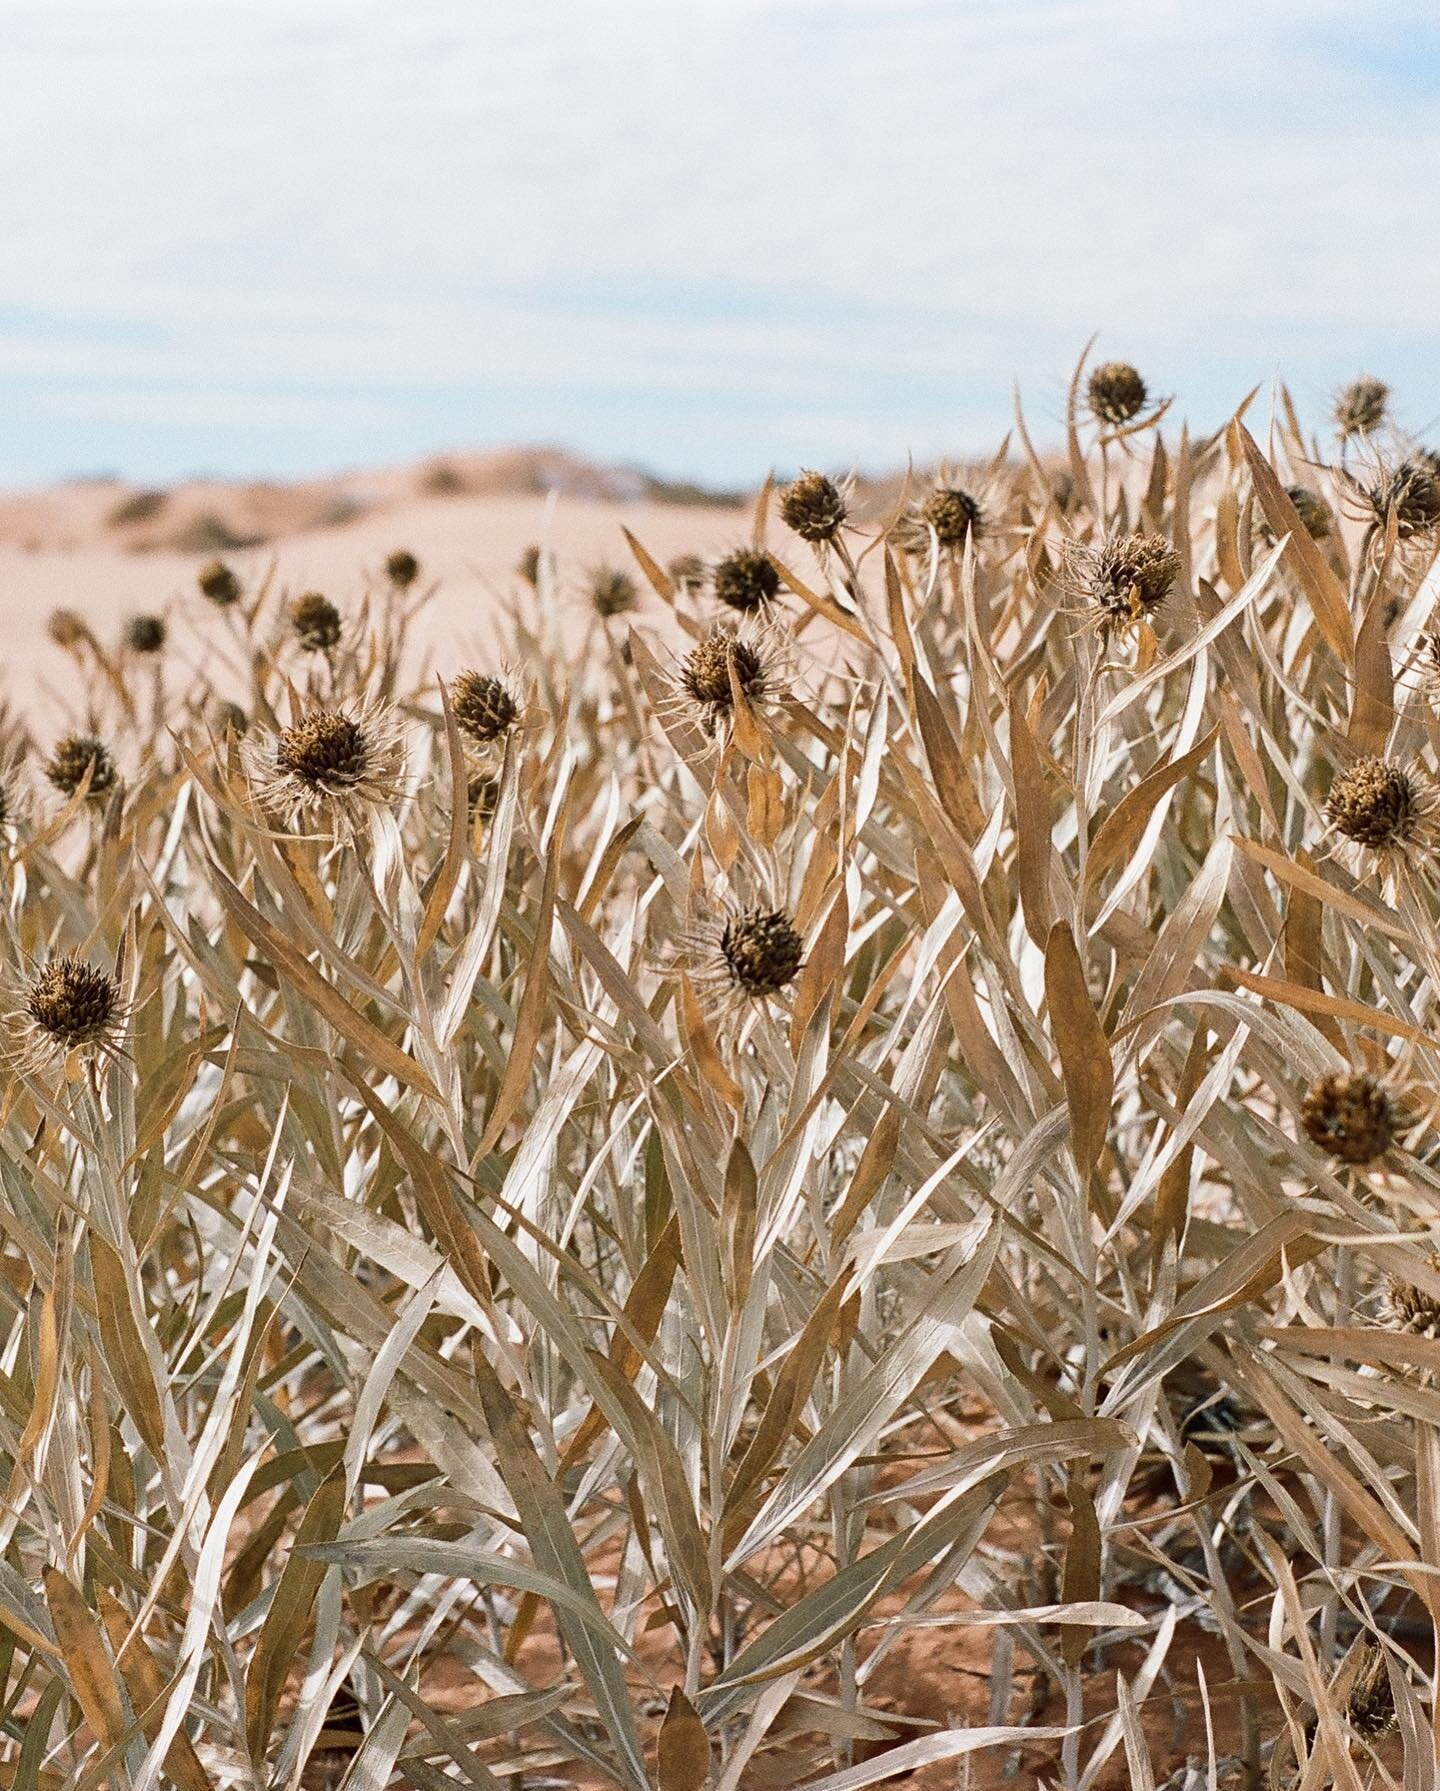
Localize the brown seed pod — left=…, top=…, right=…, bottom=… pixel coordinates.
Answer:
left=452, top=671, right=520, bottom=744
left=197, top=560, right=242, bottom=606
left=1300, top=1069, right=1400, bottom=1165
left=1334, top=376, right=1389, bottom=439
left=244, top=699, right=406, bottom=831
left=385, top=549, right=420, bottom=589
left=719, top=908, right=805, bottom=997
left=779, top=469, right=847, bottom=544
left=25, top=955, right=124, bottom=1055
left=290, top=592, right=343, bottom=653
left=590, top=566, right=639, bottom=618
left=1326, top=756, right=1430, bottom=851
left=1072, top=531, right=1181, bottom=629
left=712, top=548, right=781, bottom=612
left=47, top=607, right=87, bottom=648
left=1086, top=361, right=1148, bottom=427
left=123, top=613, right=167, bottom=654
left=44, top=735, right=118, bottom=802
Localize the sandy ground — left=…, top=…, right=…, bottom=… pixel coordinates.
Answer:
left=0, top=485, right=747, bottom=725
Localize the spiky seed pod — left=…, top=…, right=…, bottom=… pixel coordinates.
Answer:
left=47, top=607, right=86, bottom=648
left=44, top=735, right=117, bottom=803
left=1344, top=1642, right=1397, bottom=1739
left=1335, top=377, right=1389, bottom=439
left=122, top=613, right=167, bottom=654
left=243, top=699, right=406, bottom=831
left=668, top=553, right=705, bottom=591
left=590, top=567, right=639, bottom=618
left=1326, top=756, right=1434, bottom=853
left=1076, top=532, right=1181, bottom=629
left=517, top=544, right=541, bottom=588
left=452, top=671, right=520, bottom=744
left=1286, top=486, right=1333, bottom=539
left=670, top=622, right=792, bottom=737
left=211, top=699, right=248, bottom=737
left=719, top=908, right=805, bottom=997
left=24, top=955, right=123, bottom=1057
left=712, top=548, right=780, bottom=613
left=385, top=549, right=420, bottom=589
left=1381, top=1262, right=1440, bottom=1338
left=911, top=485, right=984, bottom=552
left=779, top=469, right=847, bottom=544
left=1086, top=361, right=1148, bottom=426
left=1301, top=1069, right=1400, bottom=1165
left=1361, top=459, right=1440, bottom=538
left=197, top=560, right=242, bottom=606
left=289, top=592, right=342, bottom=653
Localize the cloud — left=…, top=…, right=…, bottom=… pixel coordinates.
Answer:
left=0, top=0, right=1436, bottom=480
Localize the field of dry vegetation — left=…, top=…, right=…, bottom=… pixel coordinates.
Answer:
left=6, top=351, right=1440, bottom=1791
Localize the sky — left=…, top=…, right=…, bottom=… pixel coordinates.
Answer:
left=1, top=0, right=1437, bottom=488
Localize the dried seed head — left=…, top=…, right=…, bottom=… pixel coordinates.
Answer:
left=246, top=699, right=406, bottom=831
left=197, top=560, right=242, bottom=606
left=47, top=607, right=86, bottom=648
left=122, top=613, right=167, bottom=654
left=590, top=566, right=639, bottom=618
left=467, top=772, right=499, bottom=821
left=1086, top=361, right=1148, bottom=426
left=517, top=544, right=541, bottom=588
left=668, top=553, right=706, bottom=590
left=452, top=671, right=520, bottom=744
left=1381, top=1261, right=1440, bottom=1338
left=1080, top=532, right=1181, bottom=627
left=779, top=469, right=847, bottom=544
left=719, top=907, right=805, bottom=997
left=289, top=592, right=342, bottom=653
left=44, top=735, right=117, bottom=802
left=712, top=547, right=780, bottom=613
left=211, top=699, right=248, bottom=737
left=1286, top=485, right=1333, bottom=539
left=1326, top=756, right=1427, bottom=851
left=917, top=485, right=983, bottom=550
left=385, top=549, right=420, bottom=589
left=1344, top=1642, right=1396, bottom=1738
left=1335, top=377, right=1389, bottom=439
left=1362, top=459, right=1440, bottom=538
left=681, top=630, right=765, bottom=709
left=1301, top=1070, right=1399, bottom=1165
left=25, top=955, right=123, bottom=1054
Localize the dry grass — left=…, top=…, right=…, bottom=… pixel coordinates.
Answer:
left=3, top=349, right=1440, bottom=1790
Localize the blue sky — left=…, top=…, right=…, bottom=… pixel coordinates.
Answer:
left=1, top=0, right=1437, bottom=487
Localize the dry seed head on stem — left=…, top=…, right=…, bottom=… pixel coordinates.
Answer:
left=590, top=565, right=639, bottom=619
left=679, top=902, right=806, bottom=1022
left=1334, top=376, right=1389, bottom=439
left=197, top=559, right=242, bottom=607
left=668, top=553, right=706, bottom=591
left=243, top=697, right=406, bottom=832
left=901, top=483, right=984, bottom=557
left=1086, top=361, right=1148, bottom=426
left=452, top=670, right=521, bottom=745
left=47, top=607, right=86, bottom=648
left=1066, top=530, right=1180, bottom=632
left=123, top=613, right=167, bottom=654
left=1381, top=1258, right=1440, bottom=1337
left=1300, top=1069, right=1401, bottom=1165
left=385, top=549, right=420, bottom=589
left=779, top=469, right=848, bottom=544
left=669, top=619, right=792, bottom=737
left=712, top=547, right=780, bottom=613
left=44, top=734, right=118, bottom=803
left=289, top=592, right=343, bottom=653
left=1325, top=755, right=1439, bottom=863
left=1342, top=1641, right=1397, bottom=1739
left=19, top=953, right=125, bottom=1065
left=517, top=544, right=542, bottom=588
left=1356, top=458, right=1440, bottom=540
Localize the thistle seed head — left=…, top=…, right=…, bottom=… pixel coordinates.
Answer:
left=712, top=548, right=780, bottom=613
left=1286, top=486, right=1333, bottom=540
left=467, top=772, right=499, bottom=821
left=452, top=671, right=520, bottom=744
left=719, top=908, right=805, bottom=997
left=779, top=470, right=847, bottom=544
left=246, top=698, right=407, bottom=831
left=276, top=712, right=370, bottom=788
left=211, top=699, right=249, bottom=737
left=917, top=485, right=983, bottom=550
left=197, top=560, right=242, bottom=607
left=1363, top=459, right=1440, bottom=538
left=1344, top=1641, right=1396, bottom=1738
left=1086, top=361, right=1148, bottom=426
left=1079, top=532, right=1181, bottom=627
left=1326, top=757, right=1426, bottom=851
left=668, top=553, right=706, bottom=591
left=47, top=608, right=86, bottom=648
left=590, top=566, right=639, bottom=618
left=44, top=735, right=117, bottom=802
left=1382, top=1262, right=1440, bottom=1338
left=290, top=592, right=342, bottom=653
left=1301, top=1069, right=1399, bottom=1165
left=1335, top=377, right=1389, bottom=439
left=122, top=613, right=167, bottom=654
left=25, top=955, right=123, bottom=1054
left=385, top=549, right=420, bottom=589
left=681, top=631, right=765, bottom=709
left=517, top=544, right=542, bottom=588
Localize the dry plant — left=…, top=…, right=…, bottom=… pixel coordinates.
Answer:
left=4, top=347, right=1440, bottom=1791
